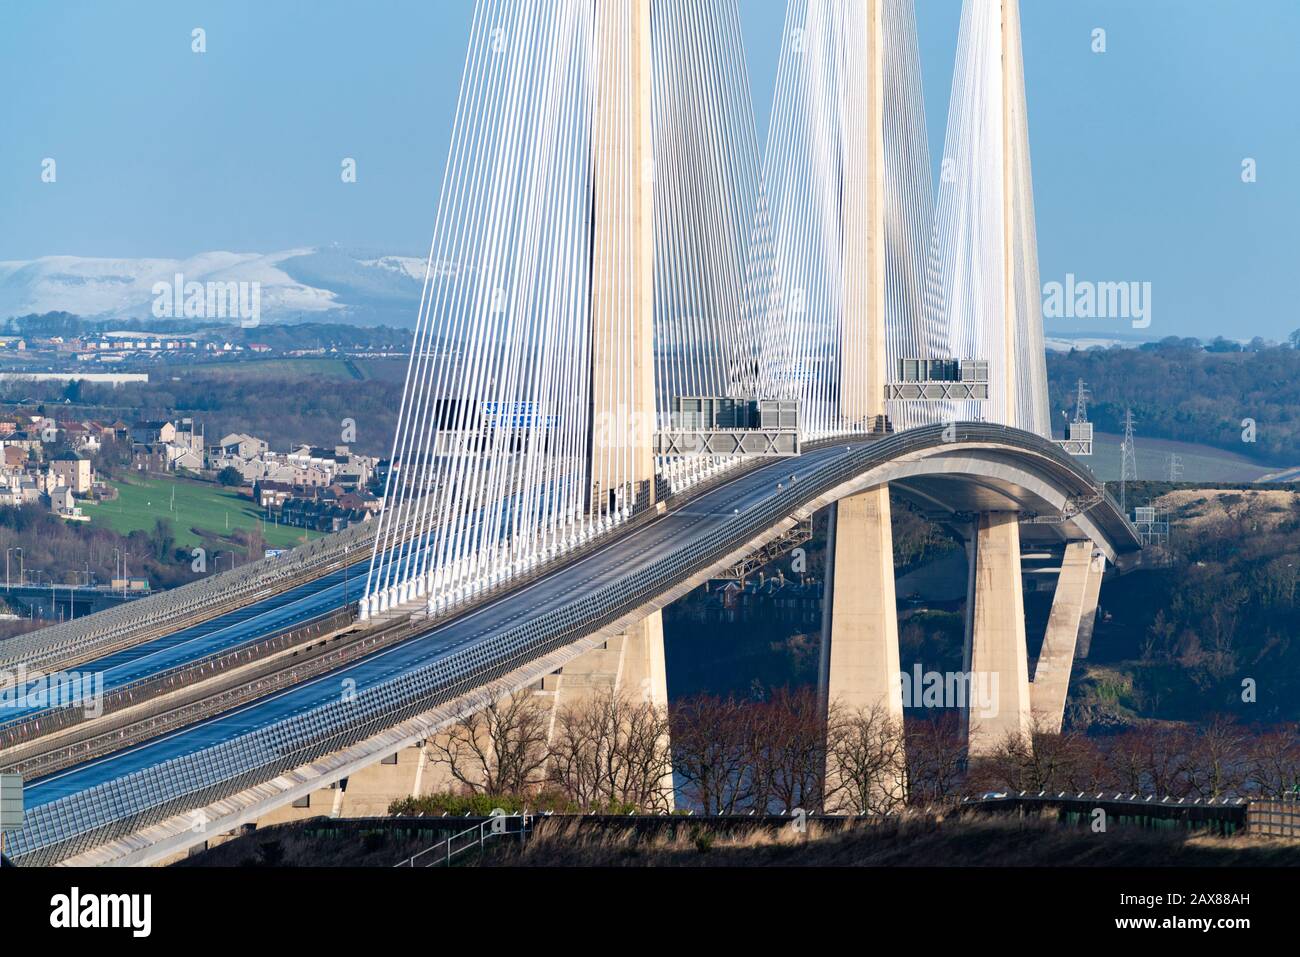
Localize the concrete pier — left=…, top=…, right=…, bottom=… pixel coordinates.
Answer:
left=964, top=511, right=1031, bottom=755
left=1074, top=551, right=1104, bottom=659
left=1031, top=542, right=1103, bottom=732
left=822, top=488, right=902, bottom=719
left=820, top=486, right=905, bottom=811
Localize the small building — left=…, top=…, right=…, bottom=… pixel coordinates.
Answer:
left=213, top=432, right=269, bottom=462
left=131, top=443, right=172, bottom=474
left=48, top=485, right=88, bottom=521
left=254, top=480, right=297, bottom=509
left=131, top=420, right=177, bottom=445
left=51, top=450, right=93, bottom=494
left=58, top=421, right=100, bottom=452
left=270, top=497, right=376, bottom=533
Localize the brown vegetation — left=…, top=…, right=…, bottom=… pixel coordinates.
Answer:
left=177, top=810, right=1300, bottom=868
left=414, top=686, right=1299, bottom=816
left=970, top=717, right=1300, bottom=800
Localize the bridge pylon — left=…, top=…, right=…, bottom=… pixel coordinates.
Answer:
left=556, top=0, right=672, bottom=809
left=588, top=0, right=656, bottom=519
left=817, top=0, right=906, bottom=811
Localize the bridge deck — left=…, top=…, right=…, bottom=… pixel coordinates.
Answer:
left=0, top=564, right=363, bottom=731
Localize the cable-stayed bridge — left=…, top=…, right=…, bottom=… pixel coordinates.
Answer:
left=0, top=0, right=1139, bottom=867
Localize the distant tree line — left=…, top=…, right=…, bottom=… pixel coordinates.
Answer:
left=1047, top=338, right=1300, bottom=463
left=0, top=370, right=404, bottom=458
left=2, top=312, right=412, bottom=350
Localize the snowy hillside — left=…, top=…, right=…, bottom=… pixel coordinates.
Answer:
left=0, top=247, right=433, bottom=327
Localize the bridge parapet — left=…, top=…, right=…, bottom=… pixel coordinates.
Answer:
left=0, top=507, right=426, bottom=680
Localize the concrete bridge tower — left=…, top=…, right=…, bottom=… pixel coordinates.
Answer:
left=589, top=0, right=657, bottom=520
left=820, top=0, right=905, bottom=808
left=825, top=0, right=1097, bottom=769
left=963, top=0, right=1036, bottom=755
left=552, top=0, right=670, bottom=777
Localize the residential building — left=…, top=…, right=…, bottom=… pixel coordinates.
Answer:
left=131, top=420, right=177, bottom=445
left=50, top=450, right=93, bottom=494
left=48, top=485, right=88, bottom=521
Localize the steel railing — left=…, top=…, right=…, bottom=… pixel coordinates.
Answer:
left=0, top=608, right=357, bottom=751
left=393, top=812, right=532, bottom=867
left=0, top=504, right=437, bottom=679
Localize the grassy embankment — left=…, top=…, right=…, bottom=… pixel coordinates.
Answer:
left=176, top=812, right=1300, bottom=868
left=83, top=474, right=316, bottom=551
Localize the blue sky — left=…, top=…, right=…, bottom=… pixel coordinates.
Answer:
left=1, top=1, right=1296, bottom=340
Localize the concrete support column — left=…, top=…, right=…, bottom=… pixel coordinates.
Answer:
left=1074, top=552, right=1104, bottom=659
left=964, top=511, right=1031, bottom=755
left=821, top=486, right=904, bottom=811
left=1031, top=543, right=1103, bottom=732
left=616, top=612, right=670, bottom=713
left=822, top=488, right=902, bottom=717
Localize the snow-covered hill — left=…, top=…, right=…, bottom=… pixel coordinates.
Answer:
left=0, top=247, right=432, bottom=327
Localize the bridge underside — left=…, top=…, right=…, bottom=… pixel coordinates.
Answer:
left=890, top=474, right=1099, bottom=553
left=859, top=448, right=1131, bottom=563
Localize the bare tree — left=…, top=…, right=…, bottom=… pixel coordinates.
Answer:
left=1101, top=724, right=1193, bottom=798
left=966, top=730, right=1033, bottom=794
left=1102, top=729, right=1150, bottom=794
left=1246, top=723, right=1300, bottom=797
left=547, top=690, right=672, bottom=812
left=1181, top=715, right=1248, bottom=799
left=1142, top=724, right=1194, bottom=798
left=670, top=694, right=756, bottom=814
left=424, top=684, right=550, bottom=796
left=744, top=686, right=825, bottom=813
left=972, top=719, right=1112, bottom=796
left=905, top=712, right=966, bottom=806
left=824, top=702, right=907, bottom=815
left=1023, top=724, right=1106, bottom=793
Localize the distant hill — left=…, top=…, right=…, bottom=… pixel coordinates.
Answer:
left=1047, top=340, right=1300, bottom=466
left=0, top=246, right=430, bottom=328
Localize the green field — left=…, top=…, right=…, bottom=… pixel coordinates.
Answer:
left=84, top=475, right=318, bottom=551
left=1086, top=431, right=1288, bottom=483
left=185, top=357, right=359, bottom=381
